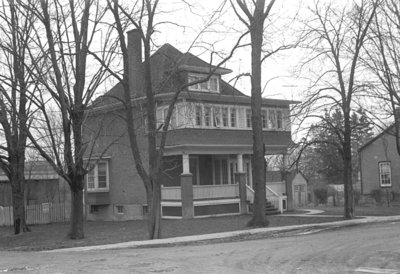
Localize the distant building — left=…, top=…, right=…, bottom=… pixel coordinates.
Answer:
left=359, top=126, right=400, bottom=196
left=0, top=161, right=70, bottom=206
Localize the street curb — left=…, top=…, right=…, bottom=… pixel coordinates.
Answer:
left=43, top=215, right=400, bottom=253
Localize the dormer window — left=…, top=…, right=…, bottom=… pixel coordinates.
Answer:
left=188, top=73, right=219, bottom=93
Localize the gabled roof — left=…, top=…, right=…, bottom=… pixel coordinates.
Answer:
left=154, top=43, right=232, bottom=75
left=358, top=125, right=395, bottom=152
left=91, top=42, right=298, bottom=110
left=0, top=161, right=59, bottom=181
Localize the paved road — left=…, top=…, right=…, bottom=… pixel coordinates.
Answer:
left=1, top=221, right=399, bottom=273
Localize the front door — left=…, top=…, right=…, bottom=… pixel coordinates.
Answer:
left=213, top=157, right=229, bottom=184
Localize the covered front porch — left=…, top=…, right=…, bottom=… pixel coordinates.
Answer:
left=160, top=153, right=287, bottom=218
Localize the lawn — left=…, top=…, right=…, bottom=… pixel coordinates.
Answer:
left=304, top=204, right=400, bottom=216
left=0, top=214, right=343, bottom=251
left=1, top=205, right=397, bottom=251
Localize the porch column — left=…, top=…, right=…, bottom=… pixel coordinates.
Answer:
left=181, top=153, right=193, bottom=218
left=237, top=154, right=243, bottom=173
left=282, top=153, right=293, bottom=211
left=182, top=153, right=190, bottom=174
left=235, top=163, right=247, bottom=214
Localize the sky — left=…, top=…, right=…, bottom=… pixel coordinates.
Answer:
left=146, top=0, right=307, bottom=101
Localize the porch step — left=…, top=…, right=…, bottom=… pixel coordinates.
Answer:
left=247, top=201, right=280, bottom=215
left=265, top=200, right=279, bottom=215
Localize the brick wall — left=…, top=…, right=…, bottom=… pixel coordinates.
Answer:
left=360, top=132, right=400, bottom=194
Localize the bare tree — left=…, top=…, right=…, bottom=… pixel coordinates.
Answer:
left=228, top=0, right=277, bottom=227
left=23, top=0, right=117, bottom=239
left=364, top=0, right=400, bottom=154
left=0, top=0, right=37, bottom=234
left=294, top=0, right=378, bottom=219
left=89, top=0, right=248, bottom=239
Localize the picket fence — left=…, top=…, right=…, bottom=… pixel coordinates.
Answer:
left=0, top=203, right=70, bottom=226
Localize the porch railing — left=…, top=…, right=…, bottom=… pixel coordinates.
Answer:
left=161, top=184, right=239, bottom=201
left=193, top=184, right=239, bottom=200
left=161, top=186, right=181, bottom=200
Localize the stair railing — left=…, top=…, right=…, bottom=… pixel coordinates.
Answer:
left=266, top=184, right=287, bottom=214
left=246, top=184, right=255, bottom=204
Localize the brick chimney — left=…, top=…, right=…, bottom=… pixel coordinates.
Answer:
left=127, top=29, right=143, bottom=97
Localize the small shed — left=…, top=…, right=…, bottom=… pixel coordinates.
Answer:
left=290, top=172, right=308, bottom=207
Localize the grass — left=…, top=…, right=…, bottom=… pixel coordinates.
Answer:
left=0, top=214, right=343, bottom=251
left=0, top=205, right=397, bottom=251
left=305, top=204, right=400, bottom=216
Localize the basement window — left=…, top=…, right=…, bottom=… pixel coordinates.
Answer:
left=116, top=205, right=124, bottom=214
left=90, top=205, right=100, bottom=213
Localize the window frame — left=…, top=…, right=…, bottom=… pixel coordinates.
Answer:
left=195, top=105, right=203, bottom=126
left=246, top=109, right=252, bottom=128
left=86, top=161, right=110, bottom=192
left=188, top=73, right=220, bottom=93
left=230, top=107, right=237, bottom=128
left=378, top=161, right=392, bottom=188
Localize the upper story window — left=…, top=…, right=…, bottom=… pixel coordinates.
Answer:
left=156, top=103, right=290, bottom=131
left=87, top=161, right=109, bottom=192
left=246, top=109, right=252, bottom=128
left=188, top=73, right=220, bottom=93
left=262, top=110, right=268, bottom=129
left=277, top=110, right=283, bottom=129
left=379, top=162, right=391, bottom=187
left=230, top=108, right=237, bottom=127
left=195, top=105, right=202, bottom=126
left=222, top=107, right=229, bottom=127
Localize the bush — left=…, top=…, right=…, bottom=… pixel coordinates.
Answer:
left=314, top=187, right=328, bottom=205
left=370, top=189, right=383, bottom=203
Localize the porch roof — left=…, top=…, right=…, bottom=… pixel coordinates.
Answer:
left=158, top=128, right=292, bottom=156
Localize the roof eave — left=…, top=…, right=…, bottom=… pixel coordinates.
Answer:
left=178, top=64, right=232, bottom=75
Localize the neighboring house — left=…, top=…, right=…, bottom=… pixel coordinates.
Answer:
left=84, top=29, right=298, bottom=221
left=359, top=126, right=400, bottom=196
left=0, top=161, right=70, bottom=206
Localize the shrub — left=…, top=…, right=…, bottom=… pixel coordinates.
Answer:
left=314, top=187, right=328, bottom=205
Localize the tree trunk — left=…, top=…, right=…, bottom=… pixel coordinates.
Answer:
left=146, top=181, right=162, bottom=239
left=11, top=182, right=27, bottom=234
left=69, top=187, right=84, bottom=239
left=343, top=118, right=354, bottom=219
left=248, top=0, right=268, bottom=227
left=10, top=162, right=29, bottom=234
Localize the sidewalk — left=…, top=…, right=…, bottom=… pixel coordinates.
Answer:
left=45, top=212, right=400, bottom=253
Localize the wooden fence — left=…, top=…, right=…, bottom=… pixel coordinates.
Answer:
left=0, top=203, right=69, bottom=226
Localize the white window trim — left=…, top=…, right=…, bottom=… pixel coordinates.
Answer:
left=157, top=103, right=289, bottom=131
left=87, top=161, right=110, bottom=192
left=188, top=73, right=220, bottom=93
left=379, top=161, right=392, bottom=187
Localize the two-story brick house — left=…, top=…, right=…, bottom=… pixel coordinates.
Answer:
left=83, top=29, right=298, bottom=221
left=359, top=126, right=400, bottom=197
